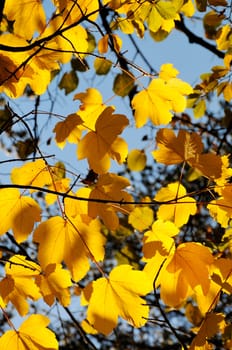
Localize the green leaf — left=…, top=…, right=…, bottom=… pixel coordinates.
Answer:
left=58, top=71, right=79, bottom=95
left=113, top=72, right=134, bottom=97
left=94, top=57, right=112, bottom=75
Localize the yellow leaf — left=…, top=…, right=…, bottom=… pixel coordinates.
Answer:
left=73, top=88, right=106, bottom=130
left=152, top=128, right=222, bottom=179
left=45, top=178, right=70, bottom=206
left=128, top=206, right=154, bottom=231
left=88, top=173, right=134, bottom=230
left=0, top=314, right=58, bottom=350
left=154, top=182, right=197, bottom=227
left=78, top=106, right=129, bottom=173
left=4, top=0, right=46, bottom=40
left=143, top=219, right=178, bottom=256
left=132, top=66, right=192, bottom=127
left=33, top=215, right=105, bottom=281
left=157, top=243, right=214, bottom=307
left=53, top=114, right=83, bottom=149
left=0, top=255, right=41, bottom=316
left=11, top=159, right=52, bottom=190
left=208, top=186, right=232, bottom=227
left=94, top=57, right=112, bottom=75
left=0, top=188, right=41, bottom=242
left=85, top=265, right=152, bottom=335
left=35, top=263, right=72, bottom=307
left=127, top=149, right=147, bottom=171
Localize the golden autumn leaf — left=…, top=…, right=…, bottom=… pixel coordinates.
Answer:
left=88, top=173, right=134, bottom=230
left=0, top=188, right=41, bottom=242
left=131, top=64, right=192, bottom=127
left=4, top=0, right=46, bottom=40
left=156, top=243, right=214, bottom=308
left=11, top=159, right=52, bottom=190
left=154, top=182, right=197, bottom=227
left=143, top=219, right=178, bottom=257
left=189, top=312, right=226, bottom=350
left=0, top=255, right=41, bottom=316
left=53, top=114, right=83, bottom=149
left=127, top=149, right=147, bottom=171
left=78, top=106, right=129, bottom=173
left=35, top=263, right=72, bottom=307
left=73, top=87, right=106, bottom=130
left=0, top=314, right=58, bottom=350
left=152, top=128, right=222, bottom=179
left=207, top=185, right=232, bottom=227
left=33, top=215, right=105, bottom=281
left=128, top=206, right=154, bottom=231
left=84, top=265, right=152, bottom=335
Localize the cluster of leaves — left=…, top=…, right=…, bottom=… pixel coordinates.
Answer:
left=0, top=0, right=232, bottom=350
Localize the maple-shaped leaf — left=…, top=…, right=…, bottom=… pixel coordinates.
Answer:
left=131, top=64, right=192, bottom=127
left=73, top=88, right=106, bottom=130
left=33, top=215, right=105, bottom=281
left=45, top=178, right=71, bottom=206
left=0, top=314, right=58, bottom=350
left=88, top=173, right=134, bottom=230
left=152, top=128, right=222, bottom=179
left=78, top=106, right=129, bottom=173
left=143, top=219, right=179, bottom=257
left=155, top=243, right=214, bottom=307
left=84, top=265, right=152, bottom=335
left=154, top=182, right=197, bottom=227
left=0, top=255, right=41, bottom=316
left=0, top=188, right=41, bottom=242
left=208, top=185, right=232, bottom=227
left=4, top=0, right=46, bottom=40
left=189, top=312, right=226, bottom=350
left=210, top=258, right=232, bottom=295
left=11, top=159, right=52, bottom=190
left=35, top=263, right=72, bottom=307
left=53, top=114, right=83, bottom=149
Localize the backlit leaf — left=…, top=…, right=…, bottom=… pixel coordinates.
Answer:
left=78, top=106, right=129, bottom=173
left=132, top=64, right=192, bottom=127
left=33, top=215, right=105, bottom=281
left=53, top=113, right=83, bottom=149
left=0, top=188, right=41, bottom=242
left=128, top=206, right=154, bottom=231
left=152, top=128, right=222, bottom=179
left=156, top=243, right=214, bottom=307
left=154, top=182, right=197, bottom=227
left=35, top=263, right=72, bottom=306
left=84, top=265, right=152, bottom=335
left=127, top=149, right=147, bottom=171
left=0, top=314, right=58, bottom=350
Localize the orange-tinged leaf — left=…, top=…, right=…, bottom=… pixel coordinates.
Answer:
left=189, top=313, right=226, bottom=350
left=156, top=243, right=214, bottom=307
left=78, top=106, right=129, bottom=173
left=154, top=182, right=197, bottom=227
left=0, top=314, right=58, bottom=350
left=11, top=159, right=52, bottom=190
left=53, top=114, right=83, bottom=149
left=152, top=128, right=222, bottom=179
left=33, top=215, right=105, bottom=281
left=143, top=219, right=178, bottom=255
left=128, top=206, right=154, bottom=231
left=85, top=265, right=152, bottom=335
left=98, top=34, right=109, bottom=53
left=4, top=0, right=46, bottom=40
left=127, top=149, right=147, bottom=171
left=73, top=88, right=106, bottom=130
left=88, top=173, right=134, bottom=229
left=0, top=188, right=41, bottom=242
left=0, top=255, right=41, bottom=316
left=35, top=263, right=72, bottom=306
left=45, top=178, right=70, bottom=205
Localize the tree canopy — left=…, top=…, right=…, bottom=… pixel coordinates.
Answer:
left=0, top=0, right=231, bottom=349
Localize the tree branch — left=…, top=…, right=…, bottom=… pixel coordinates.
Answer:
left=175, top=15, right=225, bottom=59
